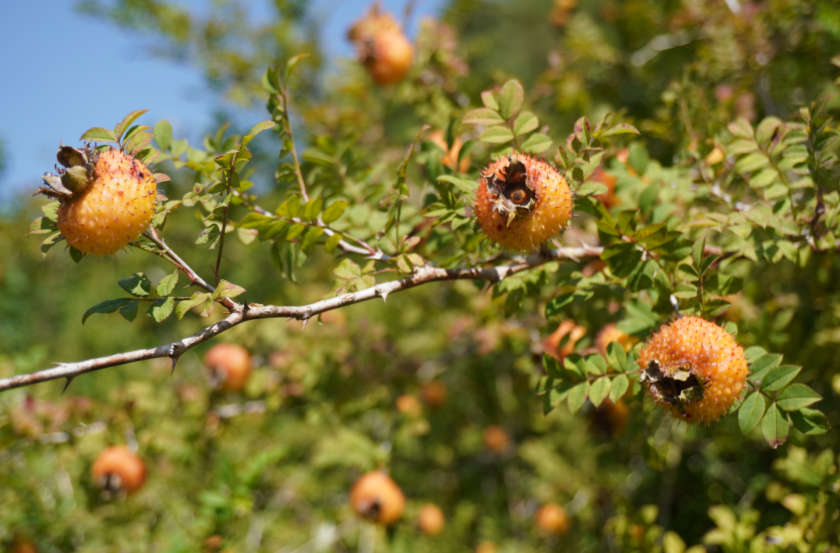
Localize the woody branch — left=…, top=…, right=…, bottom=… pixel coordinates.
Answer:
left=0, top=246, right=600, bottom=393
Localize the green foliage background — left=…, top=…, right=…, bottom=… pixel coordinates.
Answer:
left=3, top=0, right=840, bottom=551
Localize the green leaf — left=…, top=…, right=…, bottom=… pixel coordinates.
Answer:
left=776, top=384, right=821, bottom=411
left=300, top=226, right=325, bottom=254
left=322, top=201, right=348, bottom=224
left=566, top=381, right=590, bottom=414
left=82, top=298, right=132, bottom=324
left=589, top=377, right=611, bottom=407
left=738, top=392, right=766, bottom=435
left=597, top=123, right=640, bottom=138
left=437, top=174, right=477, bottom=194
left=761, top=402, right=789, bottom=449
left=119, top=300, right=140, bottom=322
left=27, top=217, right=58, bottom=236
left=748, top=353, right=782, bottom=382
left=242, top=121, right=276, bottom=147
left=175, top=292, right=212, bottom=320
left=113, top=109, right=149, bottom=142
left=213, top=280, right=246, bottom=300
left=154, top=120, right=173, bottom=151
left=462, top=108, right=505, bottom=126
left=302, top=197, right=324, bottom=222
left=149, top=297, right=175, bottom=322
left=761, top=365, right=801, bottom=393
left=498, top=79, right=524, bottom=119
left=479, top=126, right=515, bottom=144
left=736, top=152, right=769, bottom=173
left=521, top=133, right=552, bottom=154
left=285, top=53, right=310, bottom=82
left=513, top=111, right=539, bottom=136
left=156, top=271, right=179, bottom=296
left=80, top=127, right=119, bottom=143
left=755, top=117, right=782, bottom=146
left=727, top=118, right=754, bottom=139
left=789, top=408, right=830, bottom=436
left=324, top=232, right=343, bottom=254
left=481, top=90, right=499, bottom=111
left=118, top=273, right=151, bottom=297
left=543, top=354, right=564, bottom=379
left=749, top=168, right=779, bottom=188
left=605, top=341, right=627, bottom=371
left=609, top=374, right=629, bottom=403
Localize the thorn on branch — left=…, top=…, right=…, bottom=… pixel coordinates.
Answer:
left=62, top=377, right=74, bottom=394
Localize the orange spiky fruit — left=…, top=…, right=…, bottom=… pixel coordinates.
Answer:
left=637, top=316, right=748, bottom=423
left=348, top=5, right=414, bottom=86
left=39, top=144, right=157, bottom=255
left=350, top=471, right=405, bottom=525
left=91, top=445, right=147, bottom=498
left=474, top=154, right=572, bottom=251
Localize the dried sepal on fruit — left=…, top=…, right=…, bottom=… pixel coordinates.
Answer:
left=91, top=445, right=147, bottom=499
left=350, top=471, right=405, bottom=525
left=637, top=316, right=748, bottom=423
left=347, top=4, right=414, bottom=86
left=474, top=154, right=572, bottom=251
left=38, top=144, right=157, bottom=256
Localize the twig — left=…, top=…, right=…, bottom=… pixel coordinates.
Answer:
left=214, top=151, right=239, bottom=285
left=143, top=228, right=238, bottom=310
left=0, top=246, right=600, bottom=393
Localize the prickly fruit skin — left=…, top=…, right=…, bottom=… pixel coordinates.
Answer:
left=417, top=503, right=445, bottom=536
left=91, top=445, right=146, bottom=497
left=637, top=316, right=748, bottom=423
left=54, top=148, right=156, bottom=255
left=474, top=155, right=572, bottom=251
left=536, top=503, right=571, bottom=535
left=204, top=343, right=252, bottom=392
left=350, top=471, right=405, bottom=525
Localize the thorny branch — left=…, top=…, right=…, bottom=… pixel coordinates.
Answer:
left=0, top=246, right=600, bottom=393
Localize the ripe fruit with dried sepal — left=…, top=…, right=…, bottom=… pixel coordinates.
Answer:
left=91, top=445, right=146, bottom=498
left=204, top=343, right=252, bottom=392
left=350, top=471, right=405, bottom=525
left=637, top=316, right=748, bottom=423
left=420, top=380, right=447, bottom=408
left=474, top=154, right=572, bottom=251
left=417, top=503, right=445, bottom=536
left=38, top=144, right=157, bottom=256
left=347, top=5, right=413, bottom=86
left=536, top=503, right=571, bottom=535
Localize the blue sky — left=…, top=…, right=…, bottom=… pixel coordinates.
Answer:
left=0, top=0, right=445, bottom=206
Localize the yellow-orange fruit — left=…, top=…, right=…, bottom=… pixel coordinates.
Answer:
left=417, top=503, right=445, bottom=536
left=637, top=316, right=748, bottom=423
left=204, top=343, right=252, bottom=392
left=350, top=471, right=405, bottom=525
left=91, top=445, right=146, bottom=497
left=55, top=148, right=157, bottom=255
left=474, top=155, right=572, bottom=251
left=9, top=537, right=37, bottom=553
left=595, top=323, right=638, bottom=357
left=591, top=166, right=619, bottom=209
left=396, top=394, right=422, bottom=417
left=475, top=541, right=497, bottom=553
left=536, top=503, right=571, bottom=535
left=420, top=381, right=448, bottom=408
left=482, top=425, right=511, bottom=453
left=348, top=6, right=413, bottom=86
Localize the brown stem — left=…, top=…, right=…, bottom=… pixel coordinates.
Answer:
left=0, top=246, right=601, bottom=392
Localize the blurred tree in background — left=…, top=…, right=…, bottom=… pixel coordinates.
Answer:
left=2, top=0, right=840, bottom=552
